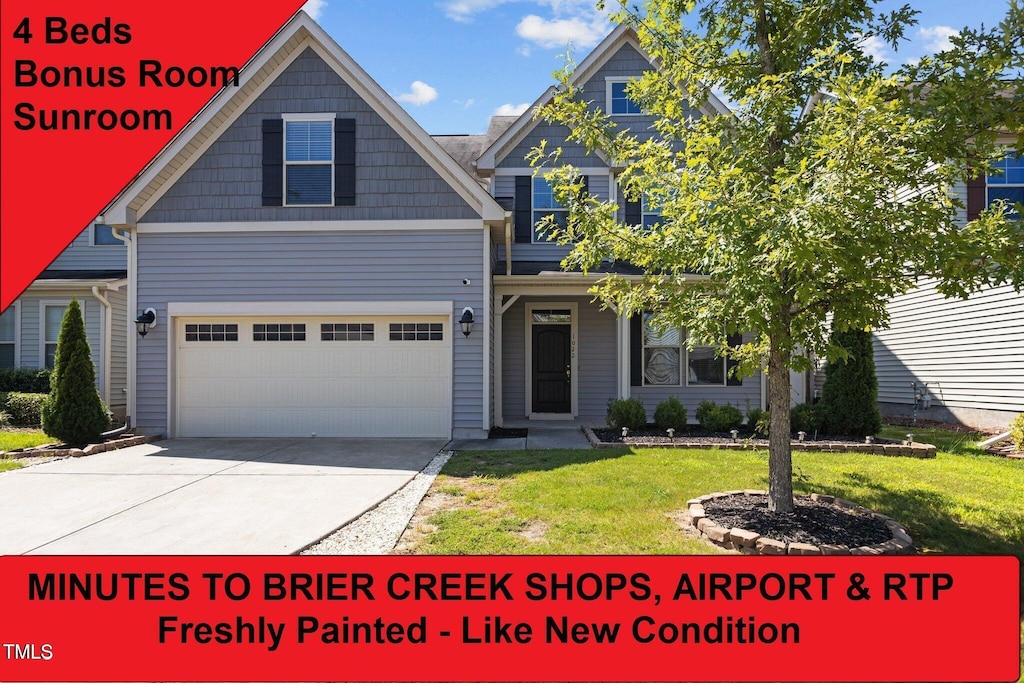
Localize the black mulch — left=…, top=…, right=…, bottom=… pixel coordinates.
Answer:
left=488, top=427, right=528, bottom=439
left=702, top=494, right=892, bottom=547
left=592, top=427, right=879, bottom=447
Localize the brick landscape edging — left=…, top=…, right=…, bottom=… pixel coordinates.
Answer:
left=686, top=490, right=915, bottom=556
left=5, top=434, right=162, bottom=459
left=581, top=426, right=936, bottom=457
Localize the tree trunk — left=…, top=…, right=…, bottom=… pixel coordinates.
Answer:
left=767, top=337, right=794, bottom=513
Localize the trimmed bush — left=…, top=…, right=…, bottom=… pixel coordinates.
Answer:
left=695, top=400, right=743, bottom=433
left=1, top=392, right=47, bottom=427
left=653, top=397, right=688, bottom=430
left=0, top=367, right=51, bottom=394
left=40, top=299, right=110, bottom=447
left=816, top=328, right=882, bottom=437
left=747, top=407, right=769, bottom=436
left=606, top=397, right=647, bottom=430
left=1010, top=413, right=1024, bottom=453
left=790, top=402, right=820, bottom=434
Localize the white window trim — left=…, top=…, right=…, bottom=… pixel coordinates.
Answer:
left=524, top=302, right=578, bottom=419
left=605, top=77, right=643, bottom=116
left=39, top=300, right=84, bottom=371
left=90, top=223, right=125, bottom=247
left=531, top=176, right=569, bottom=244
left=0, top=301, right=20, bottom=368
left=282, top=113, right=336, bottom=208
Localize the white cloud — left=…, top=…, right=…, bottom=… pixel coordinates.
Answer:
left=856, top=34, right=890, bottom=62
left=301, top=0, right=326, bottom=21
left=516, top=44, right=532, bottom=57
left=516, top=13, right=606, bottom=49
left=494, top=102, right=531, bottom=116
left=397, top=81, right=439, bottom=106
left=918, top=26, right=959, bottom=54
left=441, top=0, right=512, bottom=22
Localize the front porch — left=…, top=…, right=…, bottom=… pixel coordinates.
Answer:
left=492, top=280, right=766, bottom=428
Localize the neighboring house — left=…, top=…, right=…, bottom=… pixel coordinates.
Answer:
left=868, top=153, right=1024, bottom=430
left=87, top=13, right=764, bottom=439
left=1, top=223, right=128, bottom=421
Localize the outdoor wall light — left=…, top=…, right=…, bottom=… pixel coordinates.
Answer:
left=135, top=308, right=157, bottom=337
left=459, top=307, right=475, bottom=337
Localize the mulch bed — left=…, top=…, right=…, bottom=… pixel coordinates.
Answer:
left=488, top=427, right=528, bottom=439
left=703, top=494, right=892, bottom=547
left=593, top=427, right=868, bottom=448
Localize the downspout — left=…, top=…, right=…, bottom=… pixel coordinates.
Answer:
left=90, top=285, right=112, bottom=408
left=111, top=226, right=135, bottom=429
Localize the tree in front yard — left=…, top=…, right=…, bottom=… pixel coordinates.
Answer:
left=531, top=0, right=1023, bottom=512
left=41, top=298, right=109, bottom=446
left=816, top=329, right=882, bottom=438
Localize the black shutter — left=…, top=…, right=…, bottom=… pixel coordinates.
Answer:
left=514, top=176, right=532, bottom=243
left=966, top=172, right=986, bottom=221
left=335, top=118, right=356, bottom=206
left=261, top=119, right=283, bottom=207
left=630, top=314, right=643, bottom=386
left=625, top=198, right=641, bottom=225
left=726, top=333, right=743, bottom=386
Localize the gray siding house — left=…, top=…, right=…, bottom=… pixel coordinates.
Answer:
left=1, top=224, right=128, bottom=420
left=86, top=14, right=764, bottom=439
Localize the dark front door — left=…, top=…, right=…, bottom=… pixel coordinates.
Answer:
left=532, top=325, right=571, bottom=413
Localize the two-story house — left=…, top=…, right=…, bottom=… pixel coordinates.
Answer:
left=1, top=223, right=128, bottom=421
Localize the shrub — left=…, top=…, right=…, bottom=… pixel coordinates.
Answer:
left=747, top=407, right=769, bottom=436
left=606, top=397, right=647, bottom=430
left=653, top=397, right=688, bottom=430
left=1, top=392, right=47, bottom=427
left=1010, top=413, right=1024, bottom=453
left=790, top=402, right=820, bottom=434
left=696, top=400, right=743, bottom=433
left=40, top=299, right=110, bottom=447
left=0, top=367, right=51, bottom=394
left=0, top=411, right=10, bottom=428
left=816, top=328, right=882, bottom=437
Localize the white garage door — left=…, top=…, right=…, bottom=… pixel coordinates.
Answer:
left=175, top=316, right=452, bottom=437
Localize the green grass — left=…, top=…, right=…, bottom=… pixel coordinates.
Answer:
left=0, top=429, right=53, bottom=453
left=877, top=424, right=988, bottom=454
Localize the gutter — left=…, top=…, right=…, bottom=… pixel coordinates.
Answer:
left=90, top=285, right=112, bottom=409
left=110, top=226, right=135, bottom=429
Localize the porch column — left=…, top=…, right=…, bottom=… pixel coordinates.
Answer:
left=616, top=310, right=630, bottom=399
left=494, top=293, right=504, bottom=427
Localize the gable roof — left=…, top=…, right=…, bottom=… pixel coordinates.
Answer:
left=475, top=23, right=731, bottom=173
left=103, top=11, right=505, bottom=226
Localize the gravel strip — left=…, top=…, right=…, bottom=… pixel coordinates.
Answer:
left=301, top=450, right=453, bottom=555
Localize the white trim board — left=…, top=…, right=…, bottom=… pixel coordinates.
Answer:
left=167, top=301, right=455, bottom=317
left=136, top=220, right=484, bottom=234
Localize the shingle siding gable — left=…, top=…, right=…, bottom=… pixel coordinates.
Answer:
left=142, top=48, right=477, bottom=223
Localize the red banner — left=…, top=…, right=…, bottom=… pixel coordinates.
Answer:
left=0, top=0, right=305, bottom=310
left=0, top=555, right=1019, bottom=682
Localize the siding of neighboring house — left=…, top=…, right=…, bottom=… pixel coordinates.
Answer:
left=873, top=278, right=1024, bottom=429
left=142, top=47, right=477, bottom=223
left=13, top=293, right=102, bottom=385
left=49, top=226, right=127, bottom=271
left=501, top=296, right=618, bottom=419
left=135, top=230, right=485, bottom=433
left=632, top=332, right=762, bottom=421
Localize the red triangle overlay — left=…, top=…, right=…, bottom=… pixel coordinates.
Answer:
left=0, top=0, right=306, bottom=310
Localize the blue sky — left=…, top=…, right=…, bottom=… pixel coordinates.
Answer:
left=301, top=0, right=1018, bottom=135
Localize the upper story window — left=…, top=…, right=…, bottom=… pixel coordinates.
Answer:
left=92, top=223, right=122, bottom=246
left=641, top=193, right=661, bottom=229
left=261, top=115, right=356, bottom=208
left=608, top=79, right=642, bottom=115
left=532, top=176, right=568, bottom=242
left=987, top=150, right=1023, bottom=219
left=285, top=117, right=334, bottom=206
left=0, top=305, right=16, bottom=368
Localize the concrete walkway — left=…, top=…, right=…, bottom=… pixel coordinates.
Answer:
left=0, top=438, right=444, bottom=555
left=445, top=421, right=594, bottom=451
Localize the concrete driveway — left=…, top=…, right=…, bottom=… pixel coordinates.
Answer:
left=0, top=438, right=445, bottom=555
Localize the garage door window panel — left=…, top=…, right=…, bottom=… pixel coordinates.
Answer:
left=390, top=323, right=443, bottom=341
left=185, top=323, right=239, bottom=342
left=253, top=323, right=306, bottom=342
left=322, top=323, right=374, bottom=341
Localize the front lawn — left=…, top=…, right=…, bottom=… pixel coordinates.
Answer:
left=0, top=429, right=53, bottom=454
